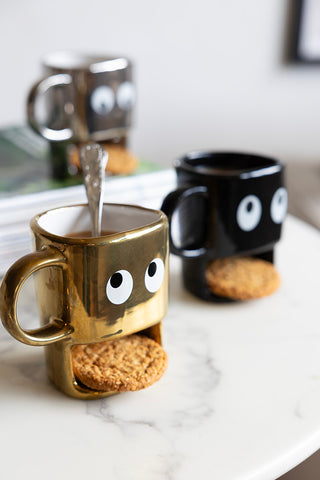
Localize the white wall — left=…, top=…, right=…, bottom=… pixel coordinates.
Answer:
left=1, top=0, right=320, bottom=166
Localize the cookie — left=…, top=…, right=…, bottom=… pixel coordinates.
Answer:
left=72, top=334, right=168, bottom=392
left=101, top=143, right=138, bottom=175
left=205, top=256, right=280, bottom=300
left=69, top=143, right=138, bottom=175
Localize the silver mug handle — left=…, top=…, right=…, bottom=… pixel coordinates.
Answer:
left=27, top=73, right=74, bottom=142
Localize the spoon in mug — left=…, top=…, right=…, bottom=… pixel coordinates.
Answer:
left=79, top=142, right=108, bottom=236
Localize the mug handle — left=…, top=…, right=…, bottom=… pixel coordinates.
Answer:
left=27, top=73, right=74, bottom=142
left=161, top=185, right=208, bottom=258
left=0, top=246, right=73, bottom=346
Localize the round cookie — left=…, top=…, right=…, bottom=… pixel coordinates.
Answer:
left=72, top=334, right=168, bottom=392
left=69, top=143, right=138, bottom=175
left=205, top=257, right=280, bottom=301
left=101, top=143, right=138, bottom=175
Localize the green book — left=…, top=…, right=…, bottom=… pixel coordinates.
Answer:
left=0, top=126, right=161, bottom=199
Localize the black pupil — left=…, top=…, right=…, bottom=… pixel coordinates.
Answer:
left=246, top=201, right=253, bottom=212
left=148, top=262, right=157, bottom=277
left=110, top=272, right=123, bottom=288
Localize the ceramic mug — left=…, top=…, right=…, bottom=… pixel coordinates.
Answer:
left=0, top=204, right=168, bottom=398
left=161, top=151, right=287, bottom=301
left=27, top=51, right=135, bottom=143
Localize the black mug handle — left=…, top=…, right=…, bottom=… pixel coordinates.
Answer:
left=161, top=185, right=208, bottom=258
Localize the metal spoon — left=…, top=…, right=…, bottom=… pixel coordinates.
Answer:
left=79, top=142, right=108, bottom=236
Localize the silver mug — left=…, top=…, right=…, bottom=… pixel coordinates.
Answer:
left=27, top=51, right=135, bottom=144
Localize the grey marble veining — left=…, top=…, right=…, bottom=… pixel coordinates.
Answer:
left=1, top=216, right=320, bottom=480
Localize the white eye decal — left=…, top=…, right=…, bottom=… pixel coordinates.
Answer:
left=270, top=187, right=287, bottom=224
left=144, top=258, right=165, bottom=293
left=236, top=195, right=262, bottom=231
left=106, top=270, right=133, bottom=305
left=90, top=86, right=115, bottom=115
left=117, top=82, right=135, bottom=110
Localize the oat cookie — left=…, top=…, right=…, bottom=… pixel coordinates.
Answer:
left=69, top=143, right=138, bottom=175
left=205, top=256, right=280, bottom=300
left=101, top=143, right=138, bottom=175
left=72, top=334, right=168, bottom=392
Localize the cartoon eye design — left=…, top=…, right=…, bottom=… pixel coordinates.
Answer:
left=117, top=82, right=135, bottom=110
left=236, top=195, right=262, bottom=231
left=144, top=258, right=165, bottom=293
left=270, top=187, right=287, bottom=224
left=106, top=270, right=133, bottom=305
left=90, top=86, right=115, bottom=115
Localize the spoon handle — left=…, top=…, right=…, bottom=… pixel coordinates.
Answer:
left=79, top=143, right=108, bottom=236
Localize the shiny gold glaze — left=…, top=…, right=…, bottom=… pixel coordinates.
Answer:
left=0, top=204, right=169, bottom=399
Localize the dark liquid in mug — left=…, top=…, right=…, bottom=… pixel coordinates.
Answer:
left=182, top=153, right=278, bottom=175
left=66, top=230, right=117, bottom=238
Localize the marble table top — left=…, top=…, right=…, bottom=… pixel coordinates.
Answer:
left=1, top=215, right=320, bottom=480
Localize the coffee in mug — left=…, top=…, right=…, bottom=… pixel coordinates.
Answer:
left=161, top=151, right=287, bottom=302
left=0, top=204, right=169, bottom=399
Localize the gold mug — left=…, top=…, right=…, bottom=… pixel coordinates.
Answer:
left=0, top=204, right=169, bottom=399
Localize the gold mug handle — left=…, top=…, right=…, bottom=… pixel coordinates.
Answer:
left=0, top=246, right=73, bottom=346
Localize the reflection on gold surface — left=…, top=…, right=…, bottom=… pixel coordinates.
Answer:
left=0, top=204, right=168, bottom=398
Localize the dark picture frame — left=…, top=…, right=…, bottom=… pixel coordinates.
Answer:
left=293, top=0, right=320, bottom=63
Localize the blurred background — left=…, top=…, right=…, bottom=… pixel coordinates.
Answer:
left=1, top=0, right=320, bottom=167
left=1, top=0, right=320, bottom=477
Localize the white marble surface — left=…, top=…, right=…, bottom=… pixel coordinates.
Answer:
left=1, top=215, right=320, bottom=480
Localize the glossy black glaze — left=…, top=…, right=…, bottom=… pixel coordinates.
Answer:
left=161, top=151, right=286, bottom=301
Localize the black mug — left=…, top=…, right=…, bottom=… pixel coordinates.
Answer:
left=161, top=151, right=287, bottom=301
